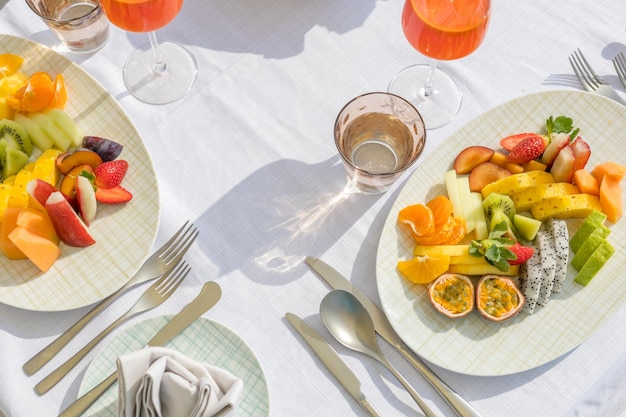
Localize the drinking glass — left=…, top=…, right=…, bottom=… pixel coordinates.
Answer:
left=389, top=0, right=491, bottom=129
left=99, top=0, right=197, bottom=104
left=334, top=92, right=426, bottom=194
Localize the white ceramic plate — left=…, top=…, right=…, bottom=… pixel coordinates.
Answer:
left=78, top=316, right=271, bottom=416
left=376, top=90, right=626, bottom=376
left=0, top=35, right=159, bottom=311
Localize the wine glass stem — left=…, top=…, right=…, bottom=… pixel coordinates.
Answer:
left=148, top=31, right=167, bottom=74
left=423, top=60, right=437, bottom=97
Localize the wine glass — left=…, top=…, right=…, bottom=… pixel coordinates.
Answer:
left=99, top=0, right=198, bottom=104
left=389, top=0, right=491, bottom=129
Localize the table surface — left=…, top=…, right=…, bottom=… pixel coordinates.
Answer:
left=1, top=1, right=626, bottom=416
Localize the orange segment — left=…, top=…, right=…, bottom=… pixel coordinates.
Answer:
left=49, top=74, right=67, bottom=109
left=0, top=54, right=24, bottom=78
left=398, top=203, right=435, bottom=237
left=20, top=72, right=54, bottom=112
left=398, top=254, right=450, bottom=284
left=426, top=195, right=453, bottom=226
left=413, top=216, right=466, bottom=245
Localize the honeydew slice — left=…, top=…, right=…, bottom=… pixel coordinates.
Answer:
left=570, top=209, right=607, bottom=253
left=444, top=169, right=464, bottom=220
left=456, top=175, right=475, bottom=233
left=471, top=192, right=489, bottom=239
left=570, top=225, right=611, bottom=270
left=27, top=112, right=72, bottom=151
left=574, top=240, right=615, bottom=286
left=13, top=112, right=54, bottom=151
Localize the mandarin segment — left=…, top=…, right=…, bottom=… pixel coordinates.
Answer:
left=398, top=203, right=435, bottom=237
left=0, top=54, right=24, bottom=78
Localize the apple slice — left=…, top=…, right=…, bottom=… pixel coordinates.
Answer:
left=45, top=191, right=95, bottom=247
left=75, top=176, right=97, bottom=226
left=540, top=132, right=569, bottom=167
left=550, top=145, right=576, bottom=183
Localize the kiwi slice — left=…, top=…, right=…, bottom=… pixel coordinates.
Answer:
left=483, top=193, right=520, bottom=240
left=2, top=147, right=29, bottom=179
left=0, top=119, right=33, bottom=157
left=482, top=193, right=516, bottom=221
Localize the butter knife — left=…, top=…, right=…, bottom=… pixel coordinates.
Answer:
left=58, top=281, right=222, bottom=417
left=285, top=313, right=382, bottom=417
left=306, top=256, right=482, bottom=417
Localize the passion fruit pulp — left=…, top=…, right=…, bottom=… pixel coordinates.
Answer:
left=428, top=273, right=474, bottom=318
left=476, top=275, right=525, bottom=322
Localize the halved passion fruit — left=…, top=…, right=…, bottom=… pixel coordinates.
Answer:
left=428, top=273, right=474, bottom=318
left=476, top=275, right=525, bottom=322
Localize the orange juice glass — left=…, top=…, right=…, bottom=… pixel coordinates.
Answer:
left=100, top=0, right=183, bottom=33
left=389, top=0, right=491, bottom=129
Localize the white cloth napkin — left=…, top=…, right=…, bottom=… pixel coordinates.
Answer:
left=116, top=347, right=244, bottom=417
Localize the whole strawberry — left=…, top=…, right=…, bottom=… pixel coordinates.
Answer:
left=506, top=134, right=547, bottom=164
left=94, top=160, right=128, bottom=189
left=507, top=242, right=535, bottom=265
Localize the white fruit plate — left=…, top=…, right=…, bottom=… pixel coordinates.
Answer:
left=0, top=34, right=159, bottom=311
left=376, top=90, right=626, bottom=376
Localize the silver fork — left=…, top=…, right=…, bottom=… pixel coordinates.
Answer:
left=612, top=51, right=626, bottom=89
left=23, top=221, right=198, bottom=376
left=35, top=260, right=191, bottom=395
left=569, top=49, right=626, bottom=106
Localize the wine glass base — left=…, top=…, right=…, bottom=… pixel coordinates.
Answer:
left=123, top=41, right=198, bottom=105
left=388, top=64, right=462, bottom=129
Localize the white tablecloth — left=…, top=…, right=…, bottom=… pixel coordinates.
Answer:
left=1, top=0, right=625, bottom=416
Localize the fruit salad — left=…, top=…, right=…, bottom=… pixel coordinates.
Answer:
left=398, top=115, right=624, bottom=320
left=0, top=53, right=133, bottom=272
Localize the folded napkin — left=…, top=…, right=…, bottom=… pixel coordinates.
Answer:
left=116, top=347, right=244, bottom=417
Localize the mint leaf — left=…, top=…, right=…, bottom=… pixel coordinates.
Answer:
left=546, top=115, right=579, bottom=142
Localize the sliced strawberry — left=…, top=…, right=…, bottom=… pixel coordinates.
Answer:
left=570, top=136, right=591, bottom=171
left=507, top=242, right=534, bottom=265
left=94, top=160, right=128, bottom=189
left=506, top=134, right=547, bottom=164
left=95, top=185, right=132, bottom=204
left=499, top=133, right=538, bottom=151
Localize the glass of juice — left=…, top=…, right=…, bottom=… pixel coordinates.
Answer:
left=334, top=92, right=426, bottom=194
left=389, top=0, right=491, bottom=129
left=99, top=0, right=198, bottom=104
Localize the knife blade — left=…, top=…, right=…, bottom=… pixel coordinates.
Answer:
left=58, top=281, right=222, bottom=417
left=306, top=256, right=483, bottom=417
left=285, top=313, right=382, bottom=417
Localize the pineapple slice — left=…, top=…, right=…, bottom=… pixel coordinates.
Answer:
left=512, top=182, right=580, bottom=210
left=481, top=171, right=555, bottom=198
left=530, top=194, right=602, bottom=221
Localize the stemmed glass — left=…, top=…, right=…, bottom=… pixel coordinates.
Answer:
left=389, top=0, right=491, bottom=129
left=99, top=0, right=198, bottom=104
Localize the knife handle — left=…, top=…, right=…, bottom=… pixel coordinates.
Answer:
left=58, top=371, right=117, bottom=417
left=360, top=398, right=383, bottom=417
left=398, top=344, right=483, bottom=417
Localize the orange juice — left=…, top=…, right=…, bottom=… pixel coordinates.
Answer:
left=402, top=0, right=490, bottom=60
left=100, top=0, right=183, bottom=32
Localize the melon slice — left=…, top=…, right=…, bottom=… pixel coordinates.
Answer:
left=16, top=207, right=59, bottom=244
left=8, top=226, right=61, bottom=272
left=0, top=207, right=26, bottom=259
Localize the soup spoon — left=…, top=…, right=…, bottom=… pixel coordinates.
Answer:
left=320, top=289, right=438, bottom=417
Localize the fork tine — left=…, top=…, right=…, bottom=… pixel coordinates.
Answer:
left=576, top=49, right=604, bottom=86
left=570, top=49, right=604, bottom=90
left=161, top=225, right=200, bottom=264
left=156, top=261, right=190, bottom=296
left=155, top=220, right=191, bottom=256
left=613, top=52, right=626, bottom=88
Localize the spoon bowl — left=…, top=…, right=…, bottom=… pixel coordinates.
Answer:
left=320, top=289, right=437, bottom=417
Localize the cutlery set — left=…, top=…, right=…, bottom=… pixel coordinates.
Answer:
left=569, top=48, right=626, bottom=106
left=287, top=256, right=483, bottom=417
left=20, top=222, right=225, bottom=417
